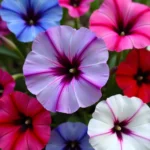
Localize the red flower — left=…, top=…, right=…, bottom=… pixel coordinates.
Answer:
left=0, top=68, right=15, bottom=98
left=0, top=91, right=51, bottom=150
left=116, top=49, right=150, bottom=103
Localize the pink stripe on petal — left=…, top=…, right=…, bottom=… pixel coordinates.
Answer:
left=80, top=76, right=100, bottom=89
left=106, top=101, right=117, bottom=122
left=25, top=70, right=51, bottom=77
left=131, top=133, right=150, bottom=141
left=90, top=131, right=112, bottom=138
left=78, top=37, right=97, bottom=58
left=45, top=31, right=61, bottom=56
left=126, top=103, right=144, bottom=123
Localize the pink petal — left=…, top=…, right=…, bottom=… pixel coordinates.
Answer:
left=79, top=38, right=108, bottom=66
left=81, top=64, right=109, bottom=88
left=54, top=80, right=79, bottom=113
left=37, top=77, right=64, bottom=112
left=73, top=77, right=101, bottom=108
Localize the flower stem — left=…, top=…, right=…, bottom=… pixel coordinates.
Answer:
left=13, top=73, right=24, bottom=80
left=116, top=52, right=122, bottom=66
left=14, top=47, right=25, bottom=61
left=74, top=18, right=80, bottom=29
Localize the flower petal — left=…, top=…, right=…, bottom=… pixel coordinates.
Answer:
left=73, top=78, right=101, bottom=108
left=81, top=64, right=109, bottom=88
left=106, top=95, right=143, bottom=122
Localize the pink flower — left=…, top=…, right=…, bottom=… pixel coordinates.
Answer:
left=0, top=68, right=15, bottom=98
left=59, top=0, right=94, bottom=18
left=89, top=0, right=150, bottom=52
left=0, top=91, right=51, bottom=150
left=88, top=95, right=150, bottom=150
left=23, top=26, right=109, bottom=114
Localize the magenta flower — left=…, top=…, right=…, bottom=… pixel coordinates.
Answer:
left=59, top=0, right=94, bottom=18
left=0, top=68, right=15, bottom=98
left=0, top=17, right=10, bottom=45
left=23, top=26, right=109, bottom=114
left=0, top=91, right=51, bottom=150
left=90, top=0, right=150, bottom=52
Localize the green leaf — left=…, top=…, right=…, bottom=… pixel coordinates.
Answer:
left=0, top=46, right=19, bottom=59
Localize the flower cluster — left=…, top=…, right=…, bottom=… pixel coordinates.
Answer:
left=0, top=0, right=150, bottom=149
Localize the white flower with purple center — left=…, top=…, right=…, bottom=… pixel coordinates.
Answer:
left=0, top=0, right=62, bottom=42
left=88, top=95, right=150, bottom=150
left=23, top=26, right=109, bottom=114
left=46, top=122, right=94, bottom=150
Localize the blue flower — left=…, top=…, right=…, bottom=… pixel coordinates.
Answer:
left=0, top=0, right=62, bottom=42
left=46, top=122, right=94, bottom=150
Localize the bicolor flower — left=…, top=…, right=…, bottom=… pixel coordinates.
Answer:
left=88, top=94, right=150, bottom=150
left=23, top=26, right=109, bottom=114
left=89, top=0, right=150, bottom=52
left=0, top=68, right=15, bottom=98
left=59, top=0, right=94, bottom=18
left=46, top=122, right=94, bottom=150
left=0, top=91, right=51, bottom=150
left=0, top=0, right=62, bottom=42
left=116, top=49, right=150, bottom=103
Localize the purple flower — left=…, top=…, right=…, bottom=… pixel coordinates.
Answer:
left=0, top=0, right=62, bottom=42
left=23, top=26, right=109, bottom=113
left=46, top=122, right=94, bottom=150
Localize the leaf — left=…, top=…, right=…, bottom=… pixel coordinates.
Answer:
left=0, top=46, right=19, bottom=59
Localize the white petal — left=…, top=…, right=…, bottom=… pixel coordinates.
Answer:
left=89, top=133, right=121, bottom=150
left=106, top=95, right=143, bottom=122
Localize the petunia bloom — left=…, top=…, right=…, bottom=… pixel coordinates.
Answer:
left=88, top=94, right=150, bottom=150
left=0, top=0, right=62, bottom=42
left=0, top=91, right=51, bottom=150
left=89, top=0, right=150, bottom=52
left=23, top=26, right=109, bottom=114
left=116, top=49, right=150, bottom=103
left=59, top=0, right=94, bottom=18
left=0, top=17, right=10, bottom=45
left=0, top=68, right=15, bottom=98
left=46, top=122, right=94, bottom=150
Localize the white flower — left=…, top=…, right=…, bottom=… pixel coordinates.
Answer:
left=88, top=94, right=150, bottom=150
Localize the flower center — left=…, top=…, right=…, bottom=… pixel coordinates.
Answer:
left=21, top=7, right=42, bottom=26
left=70, top=0, right=81, bottom=7
left=29, top=19, right=34, bottom=25
left=120, top=31, right=125, bottom=36
left=25, top=118, right=32, bottom=125
left=69, top=68, right=77, bottom=74
left=134, top=69, right=150, bottom=86
left=115, top=125, right=122, bottom=131
left=0, top=84, right=4, bottom=96
left=66, top=141, right=81, bottom=150
left=112, top=120, right=132, bottom=141
left=14, top=114, right=32, bottom=132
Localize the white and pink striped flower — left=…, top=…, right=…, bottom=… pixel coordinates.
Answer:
left=88, top=95, right=150, bottom=150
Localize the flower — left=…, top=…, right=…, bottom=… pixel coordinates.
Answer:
left=89, top=0, right=150, bottom=52
left=0, top=91, right=51, bottom=150
left=23, top=26, right=109, bottom=114
left=59, top=0, right=94, bottom=18
left=0, top=17, right=9, bottom=37
left=46, top=122, right=94, bottom=150
left=88, top=94, right=150, bottom=150
left=116, top=49, right=150, bottom=103
left=0, top=0, right=62, bottom=42
left=0, top=68, right=15, bottom=98
left=0, top=15, right=10, bottom=45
